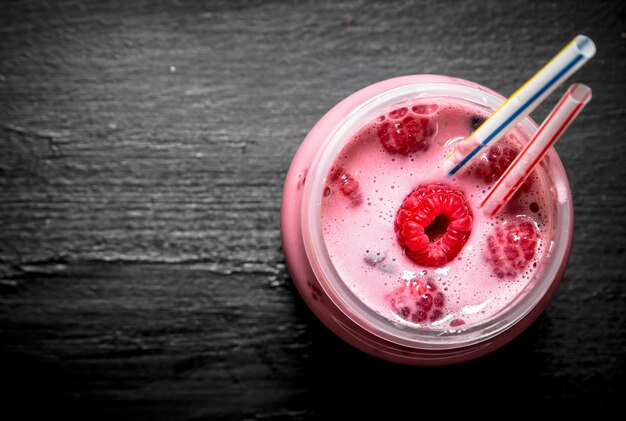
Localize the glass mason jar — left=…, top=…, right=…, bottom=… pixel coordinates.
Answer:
left=280, top=75, right=572, bottom=365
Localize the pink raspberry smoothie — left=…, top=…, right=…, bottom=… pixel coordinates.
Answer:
left=321, top=98, right=552, bottom=329
left=281, top=75, right=572, bottom=365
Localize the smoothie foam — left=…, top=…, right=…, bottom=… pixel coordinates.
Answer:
left=320, top=98, right=554, bottom=329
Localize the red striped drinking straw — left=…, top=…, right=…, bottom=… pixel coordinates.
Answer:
left=480, top=83, right=592, bottom=217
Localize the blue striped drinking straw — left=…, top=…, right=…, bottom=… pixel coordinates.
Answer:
left=447, top=35, right=596, bottom=177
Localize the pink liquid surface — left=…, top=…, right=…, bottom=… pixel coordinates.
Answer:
left=320, top=98, right=556, bottom=329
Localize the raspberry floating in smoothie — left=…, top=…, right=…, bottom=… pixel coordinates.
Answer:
left=395, top=184, right=472, bottom=267
left=387, top=278, right=445, bottom=324
left=377, top=107, right=435, bottom=155
left=472, top=139, right=520, bottom=183
left=485, top=218, right=540, bottom=278
left=330, top=166, right=363, bottom=206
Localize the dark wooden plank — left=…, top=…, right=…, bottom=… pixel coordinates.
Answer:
left=1, top=0, right=625, bottom=419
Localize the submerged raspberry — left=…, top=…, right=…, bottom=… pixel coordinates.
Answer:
left=473, top=139, right=519, bottom=183
left=395, top=184, right=472, bottom=267
left=330, top=167, right=363, bottom=206
left=387, top=278, right=446, bottom=324
left=377, top=107, right=435, bottom=155
left=485, top=218, right=540, bottom=278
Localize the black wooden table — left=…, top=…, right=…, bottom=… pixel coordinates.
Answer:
left=1, top=1, right=625, bottom=419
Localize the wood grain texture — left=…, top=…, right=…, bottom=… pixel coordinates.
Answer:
left=1, top=0, right=625, bottom=419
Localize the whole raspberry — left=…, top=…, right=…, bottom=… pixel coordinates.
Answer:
left=329, top=167, right=363, bottom=206
left=395, top=184, right=472, bottom=267
left=485, top=218, right=540, bottom=278
left=387, top=278, right=446, bottom=324
left=473, top=140, right=520, bottom=183
left=377, top=107, right=435, bottom=155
